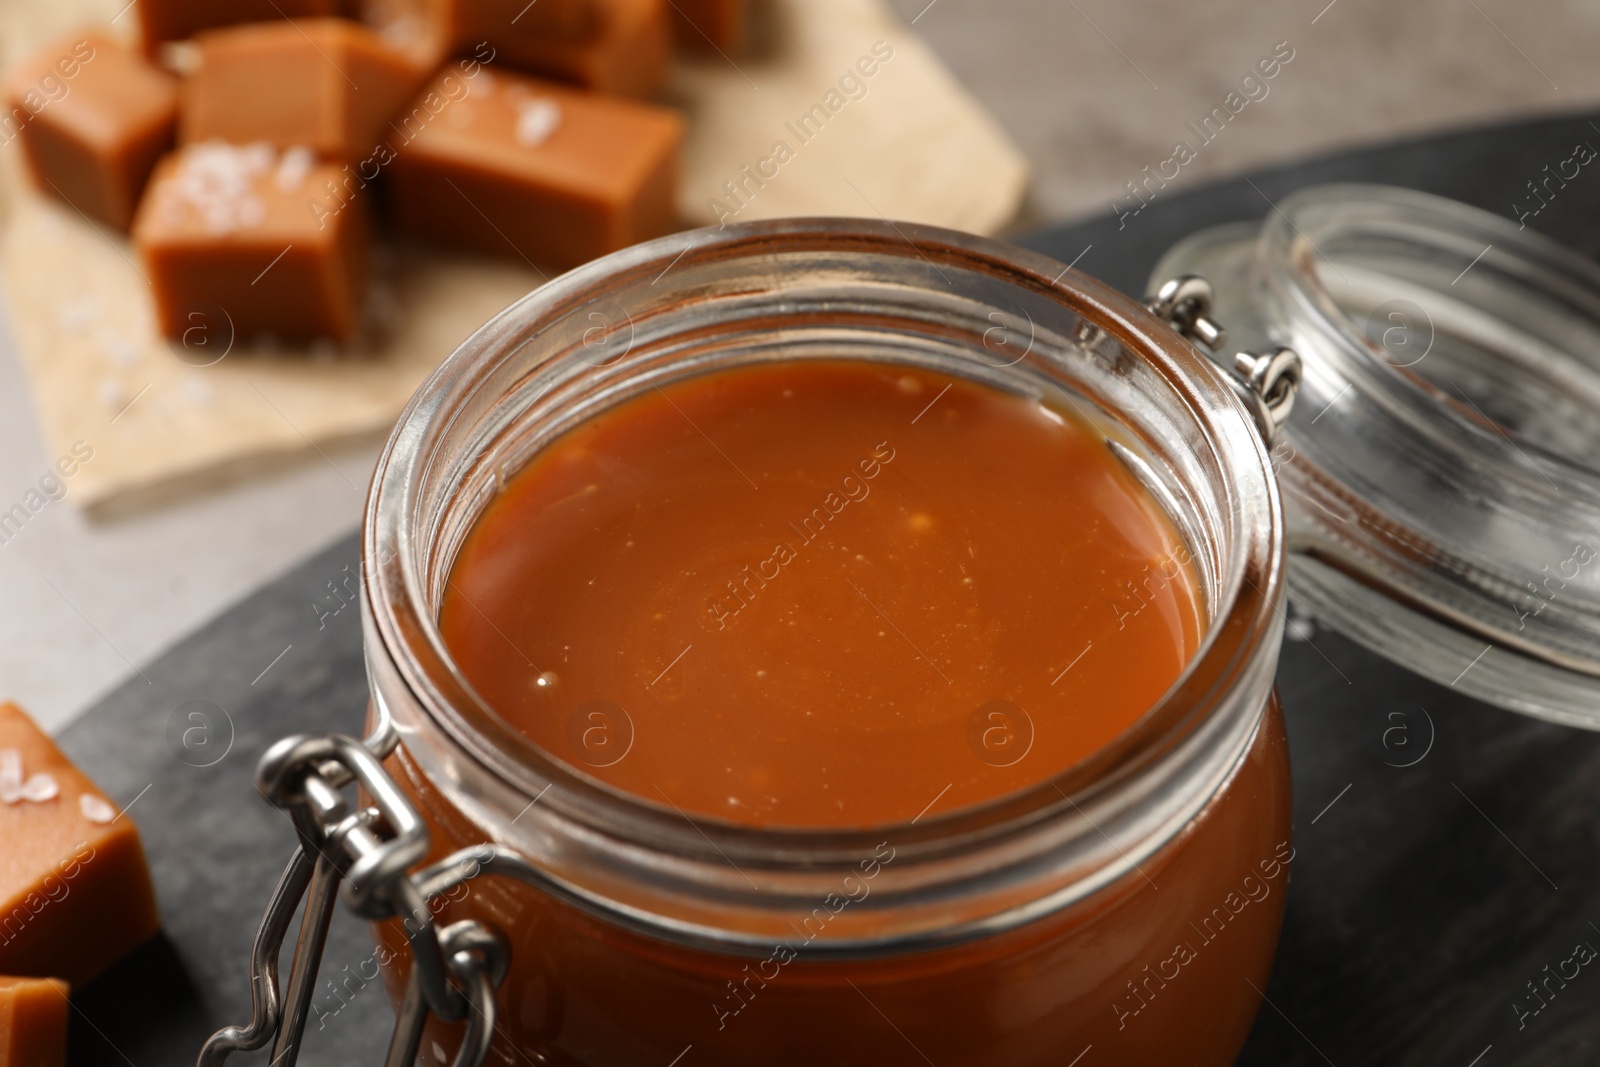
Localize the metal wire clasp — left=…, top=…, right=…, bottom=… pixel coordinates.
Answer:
left=1145, top=274, right=1302, bottom=443
left=196, top=717, right=512, bottom=1067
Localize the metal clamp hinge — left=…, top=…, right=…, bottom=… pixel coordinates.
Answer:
left=1145, top=274, right=1302, bottom=443
left=196, top=723, right=514, bottom=1067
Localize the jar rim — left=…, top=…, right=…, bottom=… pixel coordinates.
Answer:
left=362, top=217, right=1287, bottom=950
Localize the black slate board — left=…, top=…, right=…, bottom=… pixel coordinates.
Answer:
left=56, top=109, right=1600, bottom=1066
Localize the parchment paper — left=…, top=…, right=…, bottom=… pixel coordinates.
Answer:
left=0, top=0, right=1028, bottom=516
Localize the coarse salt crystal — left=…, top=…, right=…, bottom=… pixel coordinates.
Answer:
left=182, top=376, right=217, bottom=406
left=515, top=99, right=562, bottom=148
left=80, top=794, right=116, bottom=824
left=169, top=140, right=276, bottom=235
left=0, top=750, right=60, bottom=805
left=59, top=298, right=101, bottom=333
left=276, top=146, right=315, bottom=192
left=241, top=141, right=275, bottom=172
left=0, top=748, right=21, bottom=801
left=97, top=331, right=142, bottom=367
left=98, top=378, right=127, bottom=411
left=1286, top=603, right=1317, bottom=642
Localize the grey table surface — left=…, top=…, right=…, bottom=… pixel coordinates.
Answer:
left=49, top=109, right=1600, bottom=1066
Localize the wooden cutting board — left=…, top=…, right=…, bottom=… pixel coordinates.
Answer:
left=0, top=0, right=1028, bottom=517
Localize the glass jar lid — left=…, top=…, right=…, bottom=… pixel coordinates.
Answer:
left=1153, top=183, right=1600, bottom=728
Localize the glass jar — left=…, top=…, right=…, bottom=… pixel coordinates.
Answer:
left=359, top=218, right=1293, bottom=1066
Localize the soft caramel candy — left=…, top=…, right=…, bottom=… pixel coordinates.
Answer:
left=0, top=977, right=67, bottom=1067
left=183, top=19, right=429, bottom=164
left=670, top=0, right=746, bottom=52
left=390, top=70, right=681, bottom=270
left=0, top=704, right=159, bottom=988
left=134, top=142, right=370, bottom=343
left=136, top=0, right=341, bottom=54
left=488, top=0, right=670, bottom=98
left=2, top=33, right=179, bottom=231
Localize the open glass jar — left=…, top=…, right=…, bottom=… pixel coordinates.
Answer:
left=214, top=185, right=1600, bottom=1067
left=356, top=218, right=1293, bottom=1066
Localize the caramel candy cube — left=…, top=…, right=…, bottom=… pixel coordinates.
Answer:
left=0, top=703, right=159, bottom=988
left=671, top=0, right=746, bottom=52
left=390, top=70, right=682, bottom=270
left=134, top=142, right=369, bottom=343
left=184, top=19, right=429, bottom=164
left=0, top=977, right=68, bottom=1067
left=2, top=33, right=179, bottom=231
left=136, top=0, right=340, bottom=54
left=489, top=0, right=670, bottom=98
